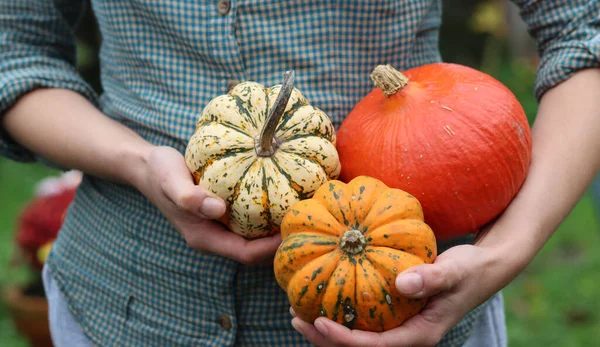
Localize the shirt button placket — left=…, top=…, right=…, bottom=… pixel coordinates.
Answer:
left=217, top=314, right=233, bottom=330
left=216, top=0, right=231, bottom=15
left=211, top=0, right=245, bottom=93
left=227, top=80, right=240, bottom=91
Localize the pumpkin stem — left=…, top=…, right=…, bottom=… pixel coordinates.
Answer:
left=340, top=229, right=366, bottom=255
left=370, top=64, right=409, bottom=97
left=256, top=70, right=295, bottom=157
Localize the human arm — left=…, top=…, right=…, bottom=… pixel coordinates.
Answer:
left=291, top=0, right=600, bottom=344
left=0, top=1, right=280, bottom=264
left=291, top=66, right=600, bottom=346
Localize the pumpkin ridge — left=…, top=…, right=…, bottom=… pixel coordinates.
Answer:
left=231, top=94, right=260, bottom=131
left=364, top=247, right=429, bottom=326
left=360, top=255, right=396, bottom=312
left=193, top=150, right=254, bottom=182
left=311, top=181, right=355, bottom=227
left=278, top=140, right=324, bottom=168
left=259, top=165, right=277, bottom=234
left=356, top=193, right=391, bottom=233
left=277, top=132, right=330, bottom=145
left=198, top=96, right=259, bottom=134
left=359, top=194, right=385, bottom=230
left=278, top=136, right=341, bottom=179
left=355, top=254, right=394, bottom=331
left=286, top=251, right=342, bottom=322
left=360, top=192, right=424, bottom=233
left=279, top=232, right=339, bottom=251
left=275, top=233, right=338, bottom=290
left=362, top=217, right=425, bottom=237
left=270, top=155, right=312, bottom=200
left=365, top=246, right=428, bottom=267
left=274, top=99, right=308, bottom=134
left=281, top=225, right=342, bottom=240
left=275, top=105, right=336, bottom=143
left=227, top=159, right=260, bottom=212
left=365, top=220, right=436, bottom=261
left=345, top=176, right=386, bottom=221
left=196, top=147, right=252, bottom=172
left=280, top=199, right=344, bottom=239
left=321, top=255, right=358, bottom=328
left=275, top=151, right=330, bottom=193
left=196, top=120, right=256, bottom=139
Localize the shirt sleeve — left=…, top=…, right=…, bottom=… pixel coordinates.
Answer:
left=0, top=0, right=99, bottom=163
left=511, top=0, right=600, bottom=101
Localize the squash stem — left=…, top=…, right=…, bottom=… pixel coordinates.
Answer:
left=370, top=64, right=409, bottom=97
left=256, top=70, right=295, bottom=157
left=340, top=229, right=366, bottom=255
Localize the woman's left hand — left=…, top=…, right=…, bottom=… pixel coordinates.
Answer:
left=291, top=68, right=600, bottom=347
left=290, top=238, right=518, bottom=347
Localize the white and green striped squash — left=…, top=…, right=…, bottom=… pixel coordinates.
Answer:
left=185, top=74, right=341, bottom=239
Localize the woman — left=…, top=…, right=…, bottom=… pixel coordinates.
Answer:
left=1, top=1, right=599, bottom=346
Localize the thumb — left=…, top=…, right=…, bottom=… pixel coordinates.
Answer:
left=173, top=185, right=226, bottom=220
left=146, top=145, right=227, bottom=219
left=160, top=170, right=226, bottom=219
left=395, top=259, right=464, bottom=298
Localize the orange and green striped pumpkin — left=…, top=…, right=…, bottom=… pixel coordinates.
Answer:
left=185, top=75, right=341, bottom=239
left=274, top=176, right=437, bottom=332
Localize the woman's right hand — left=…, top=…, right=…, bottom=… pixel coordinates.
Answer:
left=133, top=146, right=282, bottom=265
left=3, top=89, right=279, bottom=265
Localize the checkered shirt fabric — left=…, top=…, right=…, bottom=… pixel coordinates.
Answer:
left=1, top=0, right=598, bottom=346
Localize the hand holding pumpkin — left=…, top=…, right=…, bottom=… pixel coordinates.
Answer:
left=135, top=145, right=282, bottom=264
left=290, top=241, right=511, bottom=347
left=280, top=63, right=536, bottom=345
left=184, top=72, right=340, bottom=240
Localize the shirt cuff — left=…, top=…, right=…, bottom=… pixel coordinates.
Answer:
left=0, top=61, right=98, bottom=164
left=534, top=36, right=600, bottom=101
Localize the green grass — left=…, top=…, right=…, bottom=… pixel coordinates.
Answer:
left=0, top=159, right=58, bottom=347
left=504, top=194, right=600, bottom=347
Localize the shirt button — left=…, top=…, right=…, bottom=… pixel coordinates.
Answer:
left=217, top=314, right=233, bottom=330
left=216, top=0, right=231, bottom=15
left=227, top=80, right=240, bottom=91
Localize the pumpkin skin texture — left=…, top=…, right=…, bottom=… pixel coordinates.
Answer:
left=274, top=176, right=437, bottom=332
left=185, top=74, right=341, bottom=239
left=336, top=63, right=532, bottom=241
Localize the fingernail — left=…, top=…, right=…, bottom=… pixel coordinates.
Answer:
left=200, top=197, right=225, bottom=218
left=314, top=319, right=328, bottom=337
left=291, top=319, right=303, bottom=334
left=396, top=272, right=423, bottom=294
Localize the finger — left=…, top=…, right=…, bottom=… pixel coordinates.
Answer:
left=310, top=301, right=455, bottom=347
left=395, top=259, right=464, bottom=298
left=235, top=233, right=282, bottom=264
left=291, top=318, right=332, bottom=347
left=161, top=172, right=226, bottom=219
left=148, top=146, right=226, bottom=219
left=256, top=254, right=277, bottom=266
left=376, top=300, right=455, bottom=347
left=311, top=318, right=385, bottom=347
left=188, top=225, right=282, bottom=264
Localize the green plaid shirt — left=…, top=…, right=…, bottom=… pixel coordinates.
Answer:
left=1, top=1, right=598, bottom=346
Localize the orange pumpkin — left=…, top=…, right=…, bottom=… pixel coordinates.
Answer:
left=274, top=176, right=437, bottom=332
left=336, top=64, right=532, bottom=241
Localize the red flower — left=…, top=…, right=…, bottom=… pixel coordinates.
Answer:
left=15, top=171, right=81, bottom=270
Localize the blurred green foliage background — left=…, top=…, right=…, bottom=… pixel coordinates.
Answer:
left=1, top=1, right=599, bottom=346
